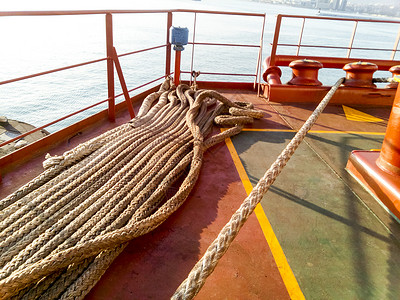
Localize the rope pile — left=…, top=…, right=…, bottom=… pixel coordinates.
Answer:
left=0, top=77, right=263, bottom=299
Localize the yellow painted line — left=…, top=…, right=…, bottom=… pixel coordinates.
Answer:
left=254, top=204, right=305, bottom=300
left=225, top=137, right=254, bottom=194
left=242, top=128, right=296, bottom=132
left=224, top=134, right=305, bottom=300
left=342, top=105, right=384, bottom=122
left=308, top=130, right=385, bottom=135
left=241, top=128, right=385, bottom=135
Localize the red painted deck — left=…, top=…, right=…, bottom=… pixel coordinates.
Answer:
left=85, top=131, right=289, bottom=299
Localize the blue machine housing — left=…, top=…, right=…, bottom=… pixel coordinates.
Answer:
left=170, top=27, right=189, bottom=51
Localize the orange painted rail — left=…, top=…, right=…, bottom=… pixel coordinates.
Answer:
left=269, top=14, right=400, bottom=67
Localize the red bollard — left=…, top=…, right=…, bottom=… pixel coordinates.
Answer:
left=377, top=81, right=400, bottom=176
left=342, top=61, right=377, bottom=88
left=263, top=66, right=282, bottom=85
left=346, top=73, right=400, bottom=220
left=386, top=65, right=400, bottom=89
left=287, top=59, right=323, bottom=86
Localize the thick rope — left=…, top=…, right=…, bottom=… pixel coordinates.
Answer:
left=171, top=77, right=344, bottom=300
left=0, top=79, right=263, bottom=299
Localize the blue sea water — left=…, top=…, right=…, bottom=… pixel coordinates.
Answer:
left=0, top=0, right=399, bottom=132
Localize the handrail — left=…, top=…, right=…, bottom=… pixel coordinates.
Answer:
left=0, top=9, right=265, bottom=151
left=0, top=98, right=110, bottom=148
left=181, top=71, right=256, bottom=77
left=0, top=9, right=265, bottom=17
left=276, top=13, right=400, bottom=24
left=0, top=57, right=108, bottom=86
left=117, top=44, right=167, bottom=58
left=188, top=42, right=260, bottom=48
left=273, top=43, right=399, bottom=52
left=269, top=14, right=400, bottom=67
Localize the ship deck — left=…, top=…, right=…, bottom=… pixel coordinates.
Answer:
left=1, top=86, right=400, bottom=299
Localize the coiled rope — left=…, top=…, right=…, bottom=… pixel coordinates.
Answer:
left=0, top=77, right=263, bottom=299
left=172, top=77, right=344, bottom=300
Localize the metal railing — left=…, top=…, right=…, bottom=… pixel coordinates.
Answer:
left=269, top=14, right=400, bottom=67
left=181, top=10, right=266, bottom=87
left=0, top=9, right=266, bottom=150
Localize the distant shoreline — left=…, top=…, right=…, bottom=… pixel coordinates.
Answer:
left=248, top=0, right=400, bottom=19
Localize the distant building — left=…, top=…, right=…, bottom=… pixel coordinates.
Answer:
left=316, top=0, right=331, bottom=9
left=316, top=0, right=346, bottom=10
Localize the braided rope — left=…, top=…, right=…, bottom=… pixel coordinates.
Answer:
left=172, top=77, right=344, bottom=300
left=0, top=79, right=264, bottom=299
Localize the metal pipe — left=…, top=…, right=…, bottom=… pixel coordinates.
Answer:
left=190, top=12, right=197, bottom=86
left=347, top=21, right=358, bottom=58
left=296, top=18, right=306, bottom=56
left=165, top=11, right=173, bottom=76
left=274, top=14, right=400, bottom=24
left=126, top=75, right=166, bottom=93
left=118, top=44, right=167, bottom=58
left=391, top=26, right=400, bottom=60
left=0, top=72, right=166, bottom=149
left=112, top=47, right=135, bottom=119
left=106, top=13, right=115, bottom=122
left=255, top=13, right=266, bottom=93
left=174, top=50, right=182, bottom=86
left=272, top=43, right=397, bottom=52
left=187, top=42, right=259, bottom=48
left=181, top=71, right=255, bottom=77
left=270, top=15, right=283, bottom=67
left=0, top=98, right=110, bottom=148
left=0, top=57, right=107, bottom=86
left=0, top=9, right=265, bottom=18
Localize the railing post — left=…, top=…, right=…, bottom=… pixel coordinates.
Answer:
left=255, top=13, right=266, bottom=92
left=165, top=11, right=173, bottom=76
left=106, top=13, right=115, bottom=122
left=189, top=12, right=197, bottom=86
left=296, top=17, right=306, bottom=56
left=391, top=27, right=400, bottom=60
left=174, top=50, right=182, bottom=86
left=112, top=47, right=135, bottom=119
left=270, top=14, right=282, bottom=67
left=347, top=20, right=358, bottom=58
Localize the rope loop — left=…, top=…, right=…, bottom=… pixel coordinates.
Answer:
left=214, top=115, right=253, bottom=126
left=43, top=153, right=65, bottom=169
left=229, top=107, right=264, bottom=119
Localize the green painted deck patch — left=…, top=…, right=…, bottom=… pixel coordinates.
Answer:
left=231, top=131, right=400, bottom=299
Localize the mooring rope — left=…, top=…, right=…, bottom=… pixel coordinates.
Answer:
left=0, top=77, right=264, bottom=299
left=172, top=77, right=345, bottom=300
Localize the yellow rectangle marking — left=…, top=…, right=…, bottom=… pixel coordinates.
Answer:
left=224, top=134, right=305, bottom=300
